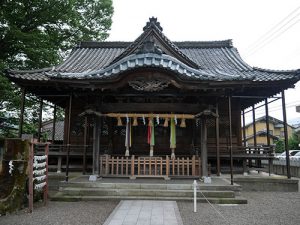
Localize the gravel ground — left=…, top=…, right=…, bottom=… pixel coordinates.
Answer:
left=0, top=201, right=119, bottom=225
left=178, top=192, right=300, bottom=225
left=1, top=192, right=300, bottom=225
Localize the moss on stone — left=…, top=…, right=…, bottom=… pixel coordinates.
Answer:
left=0, top=139, right=29, bottom=215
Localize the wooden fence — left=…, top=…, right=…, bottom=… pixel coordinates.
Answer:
left=100, top=155, right=202, bottom=178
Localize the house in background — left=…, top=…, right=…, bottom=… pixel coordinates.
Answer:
left=243, top=116, right=295, bottom=146
left=41, top=120, right=64, bottom=144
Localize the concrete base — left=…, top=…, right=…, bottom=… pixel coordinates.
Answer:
left=234, top=177, right=299, bottom=192
left=203, top=176, right=212, bottom=184
left=89, top=175, right=98, bottom=182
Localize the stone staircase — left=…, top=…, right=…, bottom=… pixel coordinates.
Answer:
left=50, top=179, right=247, bottom=204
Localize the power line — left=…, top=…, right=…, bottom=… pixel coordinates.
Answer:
left=245, top=6, right=300, bottom=56
left=246, top=18, right=300, bottom=56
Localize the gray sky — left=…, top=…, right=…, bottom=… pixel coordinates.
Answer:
left=108, top=0, right=300, bottom=124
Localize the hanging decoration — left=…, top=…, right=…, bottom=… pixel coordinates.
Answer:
left=170, top=118, right=176, bottom=149
left=133, top=117, right=138, bottom=126
left=147, top=118, right=155, bottom=146
left=33, top=155, right=48, bottom=191
left=125, top=118, right=132, bottom=148
left=163, top=118, right=169, bottom=127
left=110, top=113, right=194, bottom=128
left=180, top=118, right=186, bottom=128
left=117, top=116, right=123, bottom=126
left=9, top=160, right=14, bottom=175
left=142, top=115, right=146, bottom=125
left=148, top=117, right=153, bottom=126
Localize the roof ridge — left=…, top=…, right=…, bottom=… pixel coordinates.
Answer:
left=77, top=41, right=131, bottom=48
left=174, top=40, right=233, bottom=48
left=7, top=67, right=52, bottom=74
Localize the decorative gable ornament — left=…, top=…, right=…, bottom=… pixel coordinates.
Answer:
left=128, top=78, right=170, bottom=92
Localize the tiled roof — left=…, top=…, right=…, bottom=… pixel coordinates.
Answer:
left=6, top=18, right=300, bottom=84
left=42, top=120, right=64, bottom=141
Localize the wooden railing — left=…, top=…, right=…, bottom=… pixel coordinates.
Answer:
left=34, top=144, right=92, bottom=156
left=100, top=155, right=202, bottom=178
left=204, top=145, right=275, bottom=159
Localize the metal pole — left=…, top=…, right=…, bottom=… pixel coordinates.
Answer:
left=52, top=105, right=57, bottom=143
left=65, top=95, right=72, bottom=182
left=37, top=99, right=43, bottom=142
left=28, top=142, right=34, bottom=213
left=242, top=110, right=247, bottom=174
left=228, top=96, right=233, bottom=185
left=215, top=102, right=220, bottom=176
left=282, top=90, right=291, bottom=179
left=83, top=116, right=88, bottom=174
left=193, top=180, right=197, bottom=212
left=18, top=88, right=26, bottom=138
left=44, top=143, right=49, bottom=206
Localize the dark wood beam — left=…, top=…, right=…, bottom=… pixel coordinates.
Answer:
left=282, top=90, right=291, bottom=179
left=18, top=88, right=26, bottom=138
left=99, top=103, right=203, bottom=113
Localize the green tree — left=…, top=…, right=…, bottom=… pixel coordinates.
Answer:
left=0, top=0, right=113, bottom=137
left=288, top=133, right=300, bottom=150
left=274, top=138, right=285, bottom=153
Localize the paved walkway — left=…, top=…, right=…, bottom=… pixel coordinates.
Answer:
left=103, top=200, right=183, bottom=225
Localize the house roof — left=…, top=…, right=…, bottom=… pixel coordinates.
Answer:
left=6, top=17, right=300, bottom=85
left=42, top=120, right=64, bottom=141
left=243, top=130, right=280, bottom=142
left=243, top=115, right=295, bottom=129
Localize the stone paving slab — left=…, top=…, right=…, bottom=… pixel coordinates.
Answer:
left=103, top=200, right=183, bottom=225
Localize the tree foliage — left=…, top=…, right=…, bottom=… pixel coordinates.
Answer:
left=0, top=0, right=113, bottom=137
left=288, top=133, right=300, bottom=150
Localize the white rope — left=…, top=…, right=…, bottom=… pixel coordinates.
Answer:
left=9, top=160, right=14, bottom=175
left=156, top=114, right=160, bottom=124
left=34, top=175, right=46, bottom=182
left=34, top=182, right=46, bottom=190
left=33, top=168, right=46, bottom=175
left=34, top=155, right=47, bottom=161
left=142, top=115, right=146, bottom=125
left=198, top=188, right=231, bottom=225
left=33, top=161, right=46, bottom=168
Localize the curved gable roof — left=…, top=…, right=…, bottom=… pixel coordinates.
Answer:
left=6, top=17, right=300, bottom=84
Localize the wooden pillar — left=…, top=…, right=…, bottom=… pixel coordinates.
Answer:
left=200, top=117, right=208, bottom=177
left=83, top=116, right=88, bottom=174
left=215, top=102, right=220, bottom=176
left=65, top=94, right=72, bottom=182
left=18, top=88, right=26, bottom=138
left=265, top=99, right=273, bottom=175
left=282, top=90, right=291, bottom=179
left=52, top=105, right=57, bottom=143
left=228, top=96, right=234, bottom=185
left=242, top=110, right=247, bottom=147
left=37, top=99, right=43, bottom=142
left=93, top=116, right=101, bottom=175
left=242, top=110, right=248, bottom=174
left=252, top=105, right=257, bottom=147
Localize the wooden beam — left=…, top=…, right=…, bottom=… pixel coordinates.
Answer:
left=18, top=88, right=26, bottom=138
left=282, top=90, right=291, bottom=179
left=37, top=99, right=43, bottom=142
left=100, top=103, right=202, bottom=113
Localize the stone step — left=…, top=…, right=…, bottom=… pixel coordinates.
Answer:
left=59, top=181, right=242, bottom=192
left=50, top=193, right=247, bottom=204
left=60, top=187, right=236, bottom=198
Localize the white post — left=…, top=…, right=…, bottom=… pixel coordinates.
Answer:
left=193, top=180, right=197, bottom=212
